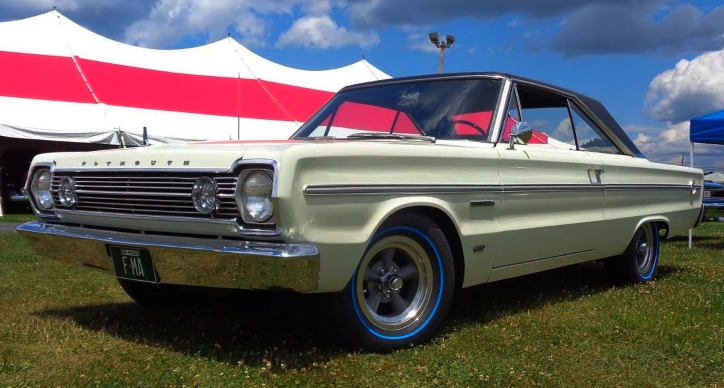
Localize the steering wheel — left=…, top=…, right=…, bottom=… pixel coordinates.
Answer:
left=451, top=119, right=487, bottom=136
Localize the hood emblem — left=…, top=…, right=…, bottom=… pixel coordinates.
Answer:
left=167, top=160, right=173, bottom=166
left=183, top=161, right=190, bottom=166
left=151, top=160, right=156, bottom=166
left=135, top=161, right=140, bottom=166
left=106, top=161, right=112, bottom=166
left=120, top=161, right=125, bottom=166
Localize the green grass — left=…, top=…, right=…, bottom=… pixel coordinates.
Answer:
left=0, top=213, right=34, bottom=223
left=1, top=224, right=723, bottom=387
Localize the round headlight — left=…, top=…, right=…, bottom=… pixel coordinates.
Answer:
left=31, top=169, right=54, bottom=210
left=58, top=177, right=77, bottom=207
left=241, top=171, right=273, bottom=223
left=192, top=177, right=218, bottom=215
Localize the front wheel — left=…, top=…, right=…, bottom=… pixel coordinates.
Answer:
left=334, top=213, right=455, bottom=351
left=605, top=223, right=660, bottom=284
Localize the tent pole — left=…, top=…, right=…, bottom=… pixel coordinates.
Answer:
left=0, top=166, right=4, bottom=217
left=689, top=142, right=694, bottom=249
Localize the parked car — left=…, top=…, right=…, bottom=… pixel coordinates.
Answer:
left=703, top=180, right=724, bottom=221
left=17, top=72, right=705, bottom=350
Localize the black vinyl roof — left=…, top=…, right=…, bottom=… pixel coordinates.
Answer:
left=341, top=72, right=643, bottom=157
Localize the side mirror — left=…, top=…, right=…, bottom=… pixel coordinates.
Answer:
left=508, top=121, right=533, bottom=150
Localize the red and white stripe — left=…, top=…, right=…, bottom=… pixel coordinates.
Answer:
left=0, top=11, right=389, bottom=144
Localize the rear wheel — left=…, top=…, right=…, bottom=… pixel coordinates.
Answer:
left=334, top=213, right=455, bottom=351
left=605, top=223, right=660, bottom=284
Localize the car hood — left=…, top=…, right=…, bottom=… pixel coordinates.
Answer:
left=43, top=139, right=305, bottom=170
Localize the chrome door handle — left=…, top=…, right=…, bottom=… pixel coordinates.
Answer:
left=588, top=168, right=604, bottom=184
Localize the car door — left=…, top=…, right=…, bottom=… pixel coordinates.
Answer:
left=493, top=85, right=606, bottom=272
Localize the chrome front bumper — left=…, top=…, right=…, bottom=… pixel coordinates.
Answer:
left=16, top=222, right=320, bottom=292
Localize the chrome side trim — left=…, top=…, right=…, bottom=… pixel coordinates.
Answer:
left=503, top=184, right=605, bottom=193
left=304, top=184, right=502, bottom=196
left=304, top=183, right=699, bottom=196
left=470, top=200, right=496, bottom=207
left=55, top=210, right=281, bottom=238
left=17, top=221, right=319, bottom=292
left=606, top=184, right=701, bottom=191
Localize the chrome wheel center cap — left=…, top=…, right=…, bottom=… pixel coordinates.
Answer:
left=389, top=277, right=403, bottom=292
left=637, top=242, right=648, bottom=253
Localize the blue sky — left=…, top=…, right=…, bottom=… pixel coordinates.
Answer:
left=2, top=0, right=724, bottom=170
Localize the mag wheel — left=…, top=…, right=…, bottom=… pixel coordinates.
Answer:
left=335, top=213, right=455, bottom=351
left=606, top=223, right=660, bottom=284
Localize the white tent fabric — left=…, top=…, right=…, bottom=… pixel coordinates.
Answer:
left=0, top=11, right=390, bottom=144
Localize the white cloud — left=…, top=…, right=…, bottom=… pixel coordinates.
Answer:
left=624, top=121, right=724, bottom=171
left=276, top=15, right=379, bottom=49
left=645, top=49, right=724, bottom=123
left=124, top=0, right=340, bottom=49
left=407, top=32, right=439, bottom=53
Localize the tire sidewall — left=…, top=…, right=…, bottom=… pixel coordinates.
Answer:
left=628, top=223, right=660, bottom=282
left=338, top=214, right=455, bottom=350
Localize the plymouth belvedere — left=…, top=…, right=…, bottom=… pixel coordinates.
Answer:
left=17, top=73, right=705, bottom=350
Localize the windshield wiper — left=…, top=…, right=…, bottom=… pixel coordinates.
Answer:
left=346, top=132, right=436, bottom=143
left=300, top=136, right=339, bottom=140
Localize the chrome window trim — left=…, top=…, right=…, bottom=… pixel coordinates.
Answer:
left=509, top=78, right=630, bottom=156
left=489, top=78, right=513, bottom=144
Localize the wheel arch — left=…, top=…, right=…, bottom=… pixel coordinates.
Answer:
left=633, top=216, right=671, bottom=239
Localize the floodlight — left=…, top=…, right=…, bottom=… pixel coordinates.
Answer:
left=428, top=32, right=439, bottom=45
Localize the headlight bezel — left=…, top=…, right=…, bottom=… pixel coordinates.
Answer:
left=27, top=164, right=56, bottom=214
left=235, top=166, right=276, bottom=226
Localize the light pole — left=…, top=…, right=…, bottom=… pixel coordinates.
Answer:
left=428, top=32, right=455, bottom=73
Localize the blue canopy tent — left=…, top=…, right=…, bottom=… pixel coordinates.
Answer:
left=690, top=110, right=724, bottom=145
left=688, top=109, right=724, bottom=247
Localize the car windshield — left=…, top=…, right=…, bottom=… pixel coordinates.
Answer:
left=292, top=78, right=503, bottom=141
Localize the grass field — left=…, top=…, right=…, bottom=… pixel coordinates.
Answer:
left=1, top=221, right=723, bottom=387
left=0, top=214, right=34, bottom=224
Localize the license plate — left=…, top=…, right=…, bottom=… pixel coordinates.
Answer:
left=109, top=246, right=158, bottom=283
left=704, top=191, right=711, bottom=198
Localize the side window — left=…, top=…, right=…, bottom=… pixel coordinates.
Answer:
left=514, top=86, right=575, bottom=149
left=569, top=103, right=621, bottom=154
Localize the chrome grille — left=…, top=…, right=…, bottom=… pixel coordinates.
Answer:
left=51, top=172, right=239, bottom=219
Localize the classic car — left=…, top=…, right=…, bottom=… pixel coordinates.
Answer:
left=703, top=180, right=724, bottom=221
left=17, top=72, right=705, bottom=351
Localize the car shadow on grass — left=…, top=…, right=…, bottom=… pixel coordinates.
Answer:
left=36, top=262, right=684, bottom=363
left=444, top=261, right=682, bottom=332
left=37, top=290, right=344, bottom=369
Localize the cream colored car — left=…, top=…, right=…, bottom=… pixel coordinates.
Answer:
left=18, top=73, right=704, bottom=350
